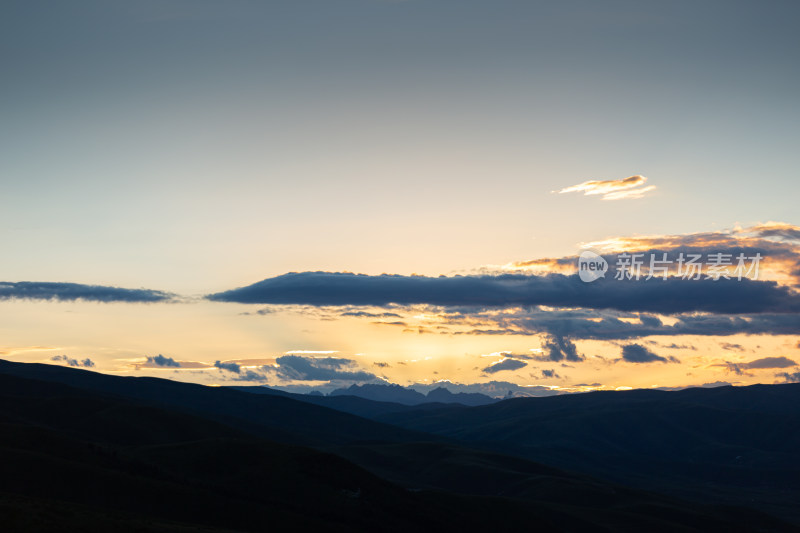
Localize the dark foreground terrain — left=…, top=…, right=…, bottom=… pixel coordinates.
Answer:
left=0, top=359, right=797, bottom=532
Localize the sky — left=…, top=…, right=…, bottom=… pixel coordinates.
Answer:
left=2, top=0, right=799, bottom=396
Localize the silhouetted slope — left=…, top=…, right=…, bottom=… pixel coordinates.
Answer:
left=331, top=441, right=799, bottom=532
left=0, top=493, right=247, bottom=533
left=0, top=371, right=573, bottom=532
left=0, top=374, right=401, bottom=531
left=377, top=384, right=800, bottom=524
left=0, top=359, right=432, bottom=447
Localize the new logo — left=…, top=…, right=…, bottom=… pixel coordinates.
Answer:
left=578, top=251, right=608, bottom=283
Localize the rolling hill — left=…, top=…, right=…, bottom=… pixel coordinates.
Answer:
left=0, top=359, right=796, bottom=532
left=375, top=384, right=800, bottom=524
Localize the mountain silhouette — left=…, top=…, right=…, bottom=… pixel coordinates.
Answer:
left=330, top=383, right=429, bottom=404
left=1, top=359, right=796, bottom=532
left=328, top=383, right=497, bottom=406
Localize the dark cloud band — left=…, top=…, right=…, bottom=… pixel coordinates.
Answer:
left=0, top=282, right=175, bottom=303
left=457, top=310, right=800, bottom=339
left=207, top=272, right=800, bottom=315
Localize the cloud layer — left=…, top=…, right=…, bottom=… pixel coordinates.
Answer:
left=207, top=271, right=800, bottom=315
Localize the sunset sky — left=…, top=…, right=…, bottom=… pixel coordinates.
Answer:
left=2, top=0, right=799, bottom=395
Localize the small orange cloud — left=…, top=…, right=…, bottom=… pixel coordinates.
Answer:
left=556, top=175, right=655, bottom=200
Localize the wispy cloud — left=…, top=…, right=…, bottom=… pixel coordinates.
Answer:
left=556, top=175, right=655, bottom=200
left=749, top=222, right=800, bottom=241
left=777, top=371, right=800, bottom=383
left=284, top=350, right=339, bottom=355
left=716, top=356, right=797, bottom=376
left=132, top=356, right=211, bottom=370
left=0, top=282, right=175, bottom=303
left=446, top=308, right=800, bottom=340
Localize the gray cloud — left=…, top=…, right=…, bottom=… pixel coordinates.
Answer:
left=620, top=344, right=677, bottom=363
left=0, top=282, right=174, bottom=303
left=233, top=369, right=270, bottom=382
left=214, top=360, right=241, bottom=373
left=271, top=355, right=376, bottom=382
left=542, top=334, right=583, bottom=362
left=700, top=381, right=732, bottom=388
left=721, top=356, right=797, bottom=375
left=739, top=356, right=797, bottom=369
left=342, top=311, right=403, bottom=318
left=482, top=358, right=528, bottom=374
left=147, top=354, right=181, bottom=367
left=457, top=308, right=800, bottom=340
left=720, top=342, right=745, bottom=352
left=51, top=355, right=95, bottom=368
left=656, top=342, right=697, bottom=350
left=776, top=371, right=800, bottom=383
left=489, top=352, right=538, bottom=360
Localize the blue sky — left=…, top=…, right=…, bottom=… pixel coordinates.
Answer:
left=1, top=1, right=799, bottom=393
